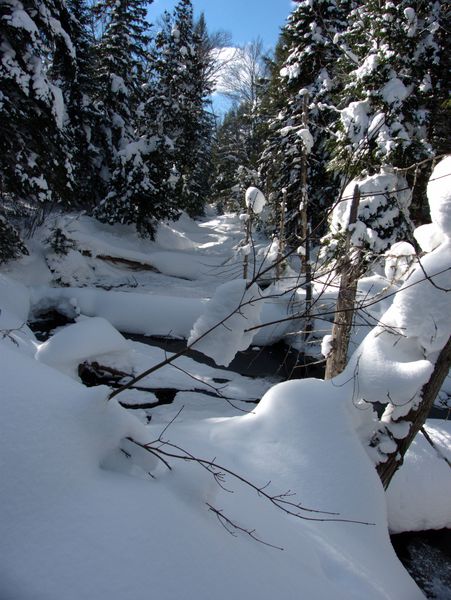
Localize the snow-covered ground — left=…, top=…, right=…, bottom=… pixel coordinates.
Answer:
left=1, top=191, right=450, bottom=599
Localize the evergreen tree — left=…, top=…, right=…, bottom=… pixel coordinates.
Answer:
left=330, top=1, right=447, bottom=188
left=210, top=40, right=267, bottom=212
left=94, top=0, right=159, bottom=232
left=211, top=104, right=261, bottom=212
left=58, top=0, right=104, bottom=208
left=95, top=0, right=151, bottom=167
left=95, top=3, right=190, bottom=238
left=0, top=0, right=77, bottom=259
left=0, top=212, right=28, bottom=264
left=150, top=0, right=214, bottom=216
left=322, top=1, right=448, bottom=263
left=259, top=0, right=351, bottom=244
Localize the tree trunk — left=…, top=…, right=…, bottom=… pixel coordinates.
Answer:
left=298, top=93, right=313, bottom=339
left=377, top=335, right=451, bottom=489
left=325, top=185, right=362, bottom=379
left=243, top=210, right=252, bottom=280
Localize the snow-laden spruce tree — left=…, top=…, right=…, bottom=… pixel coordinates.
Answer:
left=211, top=104, right=262, bottom=212
left=0, top=0, right=76, bottom=240
left=321, top=0, right=447, bottom=270
left=339, top=156, right=451, bottom=488
left=259, top=0, right=352, bottom=244
left=55, top=0, right=105, bottom=209
left=148, top=0, right=214, bottom=217
left=330, top=1, right=446, bottom=196
left=94, top=0, right=150, bottom=171
left=93, top=0, right=156, bottom=231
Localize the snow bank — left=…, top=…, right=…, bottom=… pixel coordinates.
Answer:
left=209, top=378, right=423, bottom=599
left=155, top=221, right=197, bottom=250
left=427, top=155, right=451, bottom=236
left=0, top=337, right=424, bottom=600
left=387, top=420, right=451, bottom=533
left=0, top=274, right=30, bottom=325
left=0, top=274, right=36, bottom=356
left=31, top=286, right=208, bottom=338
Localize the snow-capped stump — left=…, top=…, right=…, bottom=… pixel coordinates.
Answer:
left=36, top=317, right=130, bottom=377
left=245, top=187, right=266, bottom=215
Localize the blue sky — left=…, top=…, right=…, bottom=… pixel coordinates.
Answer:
left=150, top=0, right=293, bottom=51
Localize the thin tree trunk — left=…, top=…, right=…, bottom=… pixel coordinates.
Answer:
left=377, top=335, right=451, bottom=489
left=243, top=209, right=252, bottom=280
left=298, top=93, right=313, bottom=339
left=325, top=185, right=362, bottom=379
left=276, top=188, right=286, bottom=281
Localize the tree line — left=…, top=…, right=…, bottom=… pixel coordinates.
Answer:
left=0, top=0, right=215, bottom=259
left=212, top=0, right=449, bottom=253
left=0, top=0, right=449, bottom=265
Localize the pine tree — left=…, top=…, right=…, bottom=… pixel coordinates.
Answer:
left=211, top=104, right=261, bottom=212
left=210, top=39, right=267, bottom=213
left=94, top=0, right=158, bottom=231
left=0, top=212, right=28, bottom=264
left=259, top=0, right=352, bottom=244
left=95, top=0, right=151, bottom=166
left=58, top=0, right=104, bottom=208
left=330, top=1, right=447, bottom=184
left=321, top=1, right=448, bottom=264
left=149, top=0, right=214, bottom=217
left=0, top=0, right=77, bottom=259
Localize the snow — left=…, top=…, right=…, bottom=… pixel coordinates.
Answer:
left=1, top=199, right=449, bottom=599
left=393, top=242, right=451, bottom=354
left=31, top=286, right=207, bottom=338
left=245, top=186, right=266, bottom=214
left=381, top=77, right=409, bottom=107
left=384, top=241, right=415, bottom=282
left=0, top=334, right=424, bottom=600
left=297, top=127, right=314, bottom=154
left=188, top=280, right=262, bottom=366
left=340, top=100, right=370, bottom=144
left=427, top=155, right=451, bottom=237
left=36, top=317, right=130, bottom=377
left=329, top=169, right=412, bottom=253
left=335, top=156, right=451, bottom=460
left=387, top=420, right=451, bottom=533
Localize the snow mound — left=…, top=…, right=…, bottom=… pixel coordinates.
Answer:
left=384, top=241, right=415, bottom=282
left=393, top=244, right=451, bottom=354
left=36, top=316, right=130, bottom=376
left=155, top=222, right=197, bottom=251
left=387, top=420, right=451, bottom=533
left=414, top=223, right=444, bottom=252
